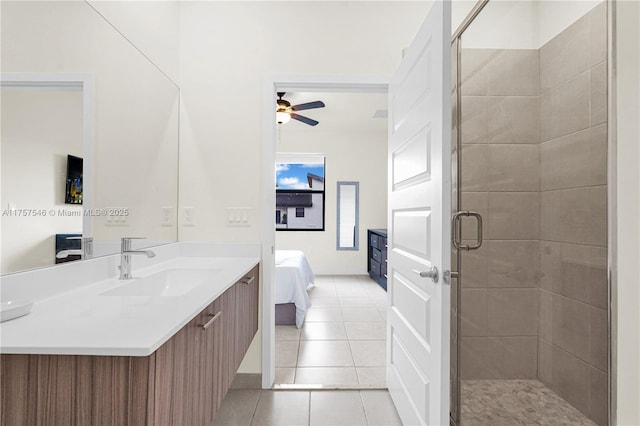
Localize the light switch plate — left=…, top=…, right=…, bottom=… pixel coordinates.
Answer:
left=161, top=206, right=173, bottom=226
left=225, top=207, right=251, bottom=227
left=105, top=207, right=128, bottom=226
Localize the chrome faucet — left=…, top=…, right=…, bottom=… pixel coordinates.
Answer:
left=119, top=237, right=156, bottom=280
left=56, top=236, right=94, bottom=260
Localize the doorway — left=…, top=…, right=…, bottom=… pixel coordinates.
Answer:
left=272, top=91, right=389, bottom=388
left=260, top=78, right=389, bottom=390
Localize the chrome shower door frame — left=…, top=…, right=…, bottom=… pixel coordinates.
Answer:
left=449, top=1, right=616, bottom=425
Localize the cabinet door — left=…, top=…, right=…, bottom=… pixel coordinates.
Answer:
left=201, top=295, right=224, bottom=425
left=217, top=286, right=237, bottom=410
left=154, top=308, right=205, bottom=426
left=234, top=265, right=259, bottom=372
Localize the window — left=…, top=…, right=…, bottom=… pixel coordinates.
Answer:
left=275, top=154, right=325, bottom=231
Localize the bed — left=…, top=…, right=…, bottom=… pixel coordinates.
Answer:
left=275, top=250, right=314, bottom=328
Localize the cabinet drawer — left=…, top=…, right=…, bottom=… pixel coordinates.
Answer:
left=378, top=237, right=387, bottom=250
left=370, top=233, right=379, bottom=248
left=381, top=260, right=387, bottom=277
left=370, top=259, right=381, bottom=276
left=372, top=247, right=382, bottom=262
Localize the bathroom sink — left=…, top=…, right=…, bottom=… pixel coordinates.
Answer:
left=101, top=268, right=222, bottom=297
left=1, top=300, right=34, bottom=322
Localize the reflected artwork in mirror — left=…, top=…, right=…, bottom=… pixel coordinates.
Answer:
left=0, top=1, right=180, bottom=275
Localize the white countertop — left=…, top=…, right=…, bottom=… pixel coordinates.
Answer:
left=0, top=255, right=259, bottom=356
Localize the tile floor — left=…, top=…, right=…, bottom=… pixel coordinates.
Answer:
left=217, top=277, right=597, bottom=425
left=460, top=379, right=597, bottom=425
left=275, top=275, right=388, bottom=388
left=213, top=389, right=402, bottom=426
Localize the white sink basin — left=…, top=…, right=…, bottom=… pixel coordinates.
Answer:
left=1, top=300, right=34, bottom=322
left=101, top=268, right=222, bottom=297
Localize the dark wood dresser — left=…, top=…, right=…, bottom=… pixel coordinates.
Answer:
left=367, top=229, right=388, bottom=290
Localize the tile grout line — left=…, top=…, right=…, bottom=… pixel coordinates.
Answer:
left=359, top=390, right=371, bottom=426
left=307, top=390, right=312, bottom=426
left=279, top=275, right=387, bottom=388
left=248, top=390, right=262, bottom=426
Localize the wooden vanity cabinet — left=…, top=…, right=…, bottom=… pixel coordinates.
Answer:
left=0, top=264, right=260, bottom=426
left=234, top=268, right=259, bottom=373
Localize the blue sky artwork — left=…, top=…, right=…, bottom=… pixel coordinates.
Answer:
left=276, top=163, right=325, bottom=189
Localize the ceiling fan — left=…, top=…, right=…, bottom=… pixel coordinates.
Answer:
left=276, top=92, right=325, bottom=126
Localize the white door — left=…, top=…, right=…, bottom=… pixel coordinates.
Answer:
left=386, top=1, right=451, bottom=425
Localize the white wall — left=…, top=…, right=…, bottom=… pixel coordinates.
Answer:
left=452, top=0, right=478, bottom=34
left=536, top=0, right=601, bottom=47
left=616, top=0, right=640, bottom=423
left=459, top=0, right=539, bottom=48
left=460, top=0, right=600, bottom=49
left=178, top=1, right=427, bottom=243
left=1, top=89, right=83, bottom=274
left=178, top=1, right=429, bottom=374
left=87, top=0, right=180, bottom=83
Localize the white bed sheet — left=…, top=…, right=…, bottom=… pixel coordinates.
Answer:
left=275, top=250, right=314, bottom=328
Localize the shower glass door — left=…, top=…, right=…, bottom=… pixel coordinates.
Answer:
left=455, top=1, right=609, bottom=425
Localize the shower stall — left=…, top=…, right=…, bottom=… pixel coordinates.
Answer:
left=451, top=1, right=611, bottom=425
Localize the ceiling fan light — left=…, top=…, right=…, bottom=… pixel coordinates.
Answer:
left=276, top=110, right=291, bottom=124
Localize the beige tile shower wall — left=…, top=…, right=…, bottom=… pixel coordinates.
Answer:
left=538, top=3, right=608, bottom=425
left=459, top=47, right=541, bottom=381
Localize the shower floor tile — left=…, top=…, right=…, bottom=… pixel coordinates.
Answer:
left=461, top=379, right=597, bottom=425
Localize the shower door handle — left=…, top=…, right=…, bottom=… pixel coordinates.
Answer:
left=452, top=211, right=483, bottom=251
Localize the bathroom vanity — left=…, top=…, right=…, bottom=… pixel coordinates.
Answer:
left=0, top=244, right=260, bottom=426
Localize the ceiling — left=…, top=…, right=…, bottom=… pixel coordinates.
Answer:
left=277, top=91, right=388, bottom=134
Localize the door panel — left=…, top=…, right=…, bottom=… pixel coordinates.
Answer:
left=390, top=333, right=430, bottom=419
left=392, top=126, right=430, bottom=187
left=392, top=209, right=431, bottom=259
left=392, top=272, right=431, bottom=342
left=387, top=1, right=451, bottom=425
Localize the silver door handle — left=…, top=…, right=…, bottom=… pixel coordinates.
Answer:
left=412, top=266, right=439, bottom=283
left=452, top=211, right=483, bottom=251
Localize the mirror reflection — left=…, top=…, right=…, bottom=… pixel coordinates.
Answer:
left=1, top=1, right=179, bottom=275
left=337, top=181, right=359, bottom=250
left=1, top=85, right=84, bottom=272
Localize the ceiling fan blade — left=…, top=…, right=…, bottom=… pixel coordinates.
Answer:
left=290, top=113, right=319, bottom=126
left=291, top=101, right=325, bottom=112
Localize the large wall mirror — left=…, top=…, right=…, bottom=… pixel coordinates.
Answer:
left=1, top=1, right=179, bottom=275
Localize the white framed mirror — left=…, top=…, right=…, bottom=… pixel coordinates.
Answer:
left=336, top=181, right=359, bottom=251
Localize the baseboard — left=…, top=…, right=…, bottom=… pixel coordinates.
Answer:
left=231, top=373, right=262, bottom=389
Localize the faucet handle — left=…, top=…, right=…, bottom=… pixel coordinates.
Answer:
left=82, top=237, right=94, bottom=257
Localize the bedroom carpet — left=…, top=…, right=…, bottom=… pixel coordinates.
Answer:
left=275, top=275, right=388, bottom=388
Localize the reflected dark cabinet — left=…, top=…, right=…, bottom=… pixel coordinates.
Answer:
left=367, top=229, right=387, bottom=290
